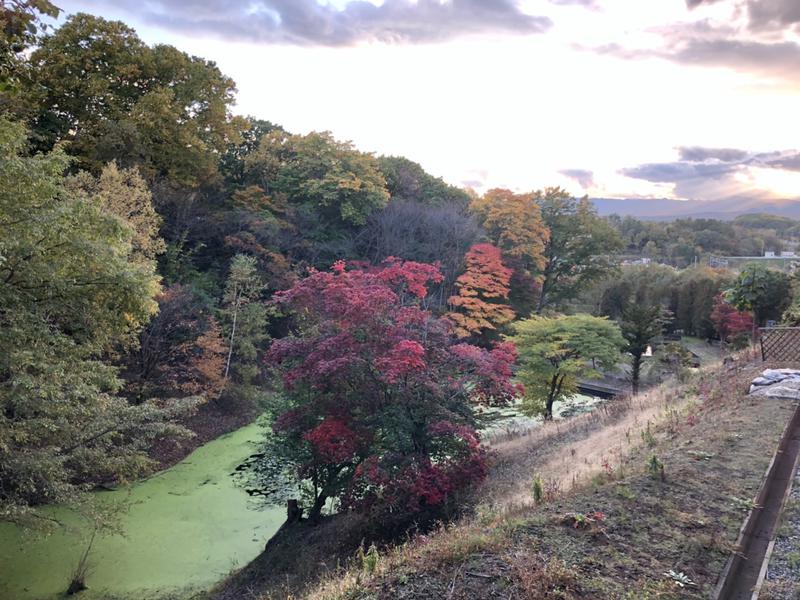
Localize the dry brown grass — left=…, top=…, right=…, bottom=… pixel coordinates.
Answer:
left=483, top=373, right=704, bottom=513
left=303, top=353, right=794, bottom=600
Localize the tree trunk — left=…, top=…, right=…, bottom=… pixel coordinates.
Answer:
left=224, top=294, right=240, bottom=380
left=631, top=352, right=642, bottom=396
left=308, top=493, right=328, bottom=522
left=544, top=374, right=559, bottom=420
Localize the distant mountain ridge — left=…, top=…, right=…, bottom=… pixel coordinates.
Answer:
left=590, top=197, right=800, bottom=220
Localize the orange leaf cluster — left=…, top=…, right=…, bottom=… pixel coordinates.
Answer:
left=447, top=243, right=515, bottom=338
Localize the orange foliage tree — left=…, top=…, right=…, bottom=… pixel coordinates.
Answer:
left=447, top=243, right=515, bottom=338
left=469, top=188, right=549, bottom=275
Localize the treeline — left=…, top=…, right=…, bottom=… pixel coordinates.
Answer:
left=609, top=213, right=800, bottom=266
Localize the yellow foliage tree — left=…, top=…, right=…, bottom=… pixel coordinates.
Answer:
left=469, top=188, right=549, bottom=275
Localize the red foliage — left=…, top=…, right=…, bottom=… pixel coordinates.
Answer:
left=376, top=339, right=427, bottom=383
left=710, top=293, right=753, bottom=342
left=377, top=256, right=443, bottom=300
left=266, top=259, right=517, bottom=520
left=303, top=417, right=359, bottom=464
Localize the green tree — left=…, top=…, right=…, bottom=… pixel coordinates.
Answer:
left=377, top=155, right=471, bottom=206
left=244, top=130, right=389, bottom=235
left=221, top=254, right=266, bottom=383
left=509, top=314, right=624, bottom=420
left=726, top=263, right=792, bottom=330
left=621, top=304, right=668, bottom=395
left=23, top=13, right=239, bottom=186
left=673, top=267, right=731, bottom=338
left=0, top=119, right=195, bottom=524
left=0, top=0, right=59, bottom=99
left=537, top=188, right=622, bottom=313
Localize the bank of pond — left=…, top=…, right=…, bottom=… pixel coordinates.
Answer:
left=0, top=394, right=605, bottom=600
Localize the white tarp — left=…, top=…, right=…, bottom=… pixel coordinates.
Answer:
left=749, top=369, right=800, bottom=400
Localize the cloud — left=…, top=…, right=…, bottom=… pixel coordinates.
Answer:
left=549, top=0, right=599, bottom=7
left=678, top=147, right=749, bottom=162
left=592, top=32, right=800, bottom=83
left=559, top=168, right=595, bottom=188
left=89, top=0, right=552, bottom=46
left=746, top=0, right=800, bottom=32
left=667, top=37, right=800, bottom=80
left=587, top=1, right=800, bottom=84
left=686, top=0, right=722, bottom=7
left=620, top=146, right=800, bottom=200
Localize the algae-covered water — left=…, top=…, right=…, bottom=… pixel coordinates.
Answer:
left=0, top=422, right=285, bottom=600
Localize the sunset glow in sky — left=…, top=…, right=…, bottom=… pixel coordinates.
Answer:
left=54, top=0, right=800, bottom=202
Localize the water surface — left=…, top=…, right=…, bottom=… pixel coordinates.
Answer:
left=0, top=421, right=284, bottom=600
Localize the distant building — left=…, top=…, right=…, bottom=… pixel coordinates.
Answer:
left=765, top=251, right=776, bottom=258
left=709, top=256, right=729, bottom=268
left=781, top=251, right=797, bottom=258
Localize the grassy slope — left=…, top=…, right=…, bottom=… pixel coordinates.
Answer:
left=305, top=361, right=797, bottom=600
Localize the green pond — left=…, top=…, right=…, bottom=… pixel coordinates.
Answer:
left=0, top=421, right=285, bottom=600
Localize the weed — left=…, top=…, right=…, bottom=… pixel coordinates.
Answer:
left=663, top=569, right=696, bottom=588
left=615, top=485, right=636, bottom=500
left=646, top=454, right=665, bottom=480
left=687, top=450, right=715, bottom=461
left=67, top=530, right=96, bottom=595
left=532, top=474, right=544, bottom=504
left=560, top=511, right=606, bottom=530
left=510, top=552, right=582, bottom=599
left=730, top=496, right=758, bottom=512
left=356, top=542, right=379, bottom=575
left=641, top=422, right=656, bottom=447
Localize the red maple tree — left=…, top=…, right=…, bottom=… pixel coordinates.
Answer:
left=265, top=258, right=520, bottom=521
left=710, top=293, right=753, bottom=343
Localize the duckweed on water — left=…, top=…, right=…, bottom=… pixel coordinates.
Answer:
left=0, top=421, right=286, bottom=600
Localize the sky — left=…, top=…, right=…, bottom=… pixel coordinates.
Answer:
left=53, top=0, right=800, bottom=203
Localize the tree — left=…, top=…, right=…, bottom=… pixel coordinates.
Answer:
left=509, top=314, right=624, bottom=420
left=0, top=119, right=195, bottom=524
left=23, top=14, right=239, bottom=185
left=446, top=243, right=515, bottom=339
left=710, top=293, right=753, bottom=344
left=469, top=188, right=549, bottom=276
left=673, top=267, right=731, bottom=339
left=377, top=155, right=471, bottom=206
left=725, top=263, right=792, bottom=330
left=0, top=0, right=59, bottom=99
left=354, top=199, right=481, bottom=308
left=621, top=304, right=668, bottom=395
left=122, top=284, right=227, bottom=404
left=244, top=130, right=389, bottom=232
left=65, top=162, right=165, bottom=262
left=265, top=259, right=519, bottom=521
left=221, top=254, right=265, bottom=382
left=537, top=188, right=622, bottom=312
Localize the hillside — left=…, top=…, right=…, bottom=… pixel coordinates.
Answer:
left=213, top=358, right=799, bottom=599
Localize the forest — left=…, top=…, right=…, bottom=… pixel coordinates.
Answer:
left=3, top=3, right=800, bottom=599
